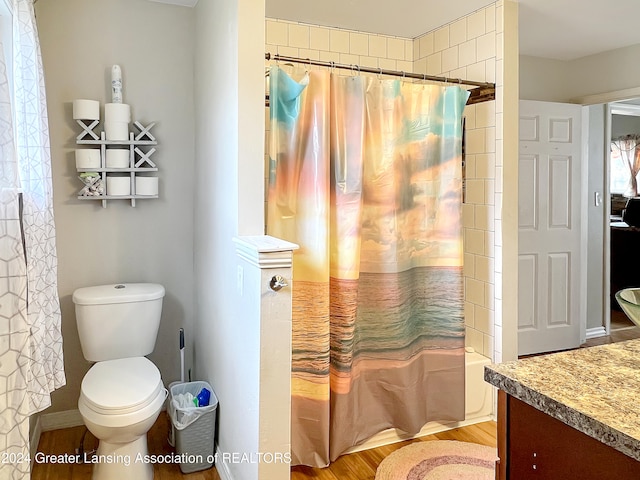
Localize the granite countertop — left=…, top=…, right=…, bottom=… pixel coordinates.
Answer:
left=484, top=339, right=640, bottom=461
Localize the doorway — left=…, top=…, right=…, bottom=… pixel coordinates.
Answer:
left=604, top=101, right=640, bottom=342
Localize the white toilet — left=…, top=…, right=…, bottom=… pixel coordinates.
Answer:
left=73, top=283, right=167, bottom=480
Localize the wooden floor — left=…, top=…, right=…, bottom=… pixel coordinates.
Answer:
left=32, top=413, right=495, bottom=480
left=291, top=421, right=496, bottom=480
left=32, top=412, right=221, bottom=480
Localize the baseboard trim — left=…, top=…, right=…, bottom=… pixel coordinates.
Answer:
left=344, top=416, right=494, bottom=454
left=40, top=409, right=84, bottom=431
left=31, top=409, right=84, bottom=460
left=586, top=326, right=607, bottom=340
left=215, top=444, right=234, bottom=480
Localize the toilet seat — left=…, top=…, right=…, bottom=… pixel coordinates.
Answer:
left=81, top=357, right=163, bottom=416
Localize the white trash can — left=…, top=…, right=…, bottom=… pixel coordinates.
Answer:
left=168, top=381, right=218, bottom=473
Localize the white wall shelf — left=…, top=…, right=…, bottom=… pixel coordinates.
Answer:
left=75, top=168, right=158, bottom=172
left=77, top=139, right=157, bottom=146
left=75, top=119, right=159, bottom=208
left=77, top=195, right=159, bottom=200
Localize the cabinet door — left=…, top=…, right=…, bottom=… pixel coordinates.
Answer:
left=506, top=394, right=640, bottom=479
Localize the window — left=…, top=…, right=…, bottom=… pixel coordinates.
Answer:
left=0, top=0, right=11, bottom=91
left=610, top=106, right=640, bottom=196
left=610, top=143, right=632, bottom=195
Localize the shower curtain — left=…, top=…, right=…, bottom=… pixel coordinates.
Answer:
left=267, top=67, right=469, bottom=466
left=0, top=1, right=64, bottom=478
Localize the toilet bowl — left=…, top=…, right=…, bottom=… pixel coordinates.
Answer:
left=78, top=357, right=167, bottom=480
left=73, top=283, right=166, bottom=480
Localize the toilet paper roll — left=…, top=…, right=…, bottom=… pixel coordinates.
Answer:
left=135, top=176, right=158, bottom=196
left=105, top=103, right=131, bottom=123
left=106, top=176, right=130, bottom=196
left=105, top=149, right=130, bottom=168
left=105, top=121, right=129, bottom=141
left=73, top=99, right=100, bottom=120
left=75, top=149, right=101, bottom=169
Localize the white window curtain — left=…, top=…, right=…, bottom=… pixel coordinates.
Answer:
left=0, top=0, right=64, bottom=478
left=611, top=134, right=640, bottom=198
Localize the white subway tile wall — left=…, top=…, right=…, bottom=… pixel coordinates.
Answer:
left=266, top=3, right=503, bottom=361
left=413, top=2, right=503, bottom=360
left=266, top=19, right=414, bottom=78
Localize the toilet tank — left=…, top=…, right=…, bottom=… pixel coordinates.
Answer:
left=73, top=283, right=165, bottom=362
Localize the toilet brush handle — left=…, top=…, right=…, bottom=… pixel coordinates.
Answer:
left=179, top=329, right=185, bottom=383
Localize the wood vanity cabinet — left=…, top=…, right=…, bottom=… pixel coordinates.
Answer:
left=496, top=391, right=640, bottom=479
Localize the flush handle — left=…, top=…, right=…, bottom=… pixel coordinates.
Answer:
left=270, top=275, right=288, bottom=291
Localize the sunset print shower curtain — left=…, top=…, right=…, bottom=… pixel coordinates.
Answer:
left=267, top=66, right=469, bottom=467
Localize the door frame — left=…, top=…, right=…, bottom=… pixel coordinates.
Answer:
left=603, top=102, right=640, bottom=335
left=575, top=87, right=640, bottom=338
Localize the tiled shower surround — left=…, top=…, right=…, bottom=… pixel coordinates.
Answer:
left=265, top=1, right=503, bottom=361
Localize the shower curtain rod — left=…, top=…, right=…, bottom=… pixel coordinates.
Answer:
left=265, top=53, right=496, bottom=105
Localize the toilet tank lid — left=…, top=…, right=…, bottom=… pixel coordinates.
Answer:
left=72, top=283, right=165, bottom=306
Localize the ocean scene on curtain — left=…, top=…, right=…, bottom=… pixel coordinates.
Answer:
left=0, top=1, right=64, bottom=479
left=267, top=66, right=469, bottom=466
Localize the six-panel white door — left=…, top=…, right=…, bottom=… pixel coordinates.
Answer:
left=518, top=100, right=584, bottom=355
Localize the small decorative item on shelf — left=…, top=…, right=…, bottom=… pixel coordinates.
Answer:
left=78, top=172, right=104, bottom=197
left=104, top=66, right=131, bottom=140
left=111, top=65, right=123, bottom=104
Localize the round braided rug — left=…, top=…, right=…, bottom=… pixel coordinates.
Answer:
left=375, top=440, right=497, bottom=480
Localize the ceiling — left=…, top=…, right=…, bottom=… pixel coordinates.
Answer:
left=266, top=0, right=640, bottom=61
